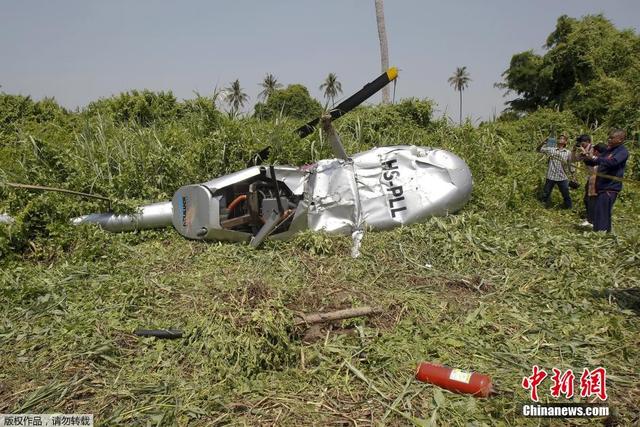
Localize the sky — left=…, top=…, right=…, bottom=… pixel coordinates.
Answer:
left=1, top=1, right=639, bottom=122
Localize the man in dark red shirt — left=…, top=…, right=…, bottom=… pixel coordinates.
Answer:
left=583, top=129, right=629, bottom=232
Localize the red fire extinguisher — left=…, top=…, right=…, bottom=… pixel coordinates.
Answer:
left=416, top=362, right=494, bottom=397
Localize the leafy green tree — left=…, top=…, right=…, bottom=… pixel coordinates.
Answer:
left=448, top=66, right=471, bottom=124
left=258, top=74, right=283, bottom=101
left=181, top=93, right=222, bottom=131
left=254, top=84, right=322, bottom=120
left=85, top=90, right=180, bottom=126
left=499, top=14, right=640, bottom=127
left=0, top=94, right=70, bottom=138
left=224, top=79, right=249, bottom=118
left=319, top=73, right=343, bottom=107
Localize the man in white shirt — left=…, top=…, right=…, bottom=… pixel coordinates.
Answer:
left=537, top=134, right=573, bottom=209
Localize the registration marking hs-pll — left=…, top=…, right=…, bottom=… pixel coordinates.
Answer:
left=382, top=159, right=407, bottom=218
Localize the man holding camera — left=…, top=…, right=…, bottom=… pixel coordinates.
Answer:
left=573, top=135, right=601, bottom=227
left=582, top=129, right=629, bottom=232
left=537, top=134, right=573, bottom=209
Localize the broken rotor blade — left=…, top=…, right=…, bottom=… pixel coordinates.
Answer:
left=295, top=67, right=398, bottom=138
left=249, top=209, right=282, bottom=248
left=321, top=115, right=348, bottom=160
left=246, top=146, right=271, bottom=167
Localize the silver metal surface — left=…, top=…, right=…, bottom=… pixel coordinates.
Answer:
left=303, top=159, right=359, bottom=234
left=200, top=166, right=306, bottom=196
left=305, top=145, right=472, bottom=233
left=71, top=201, right=173, bottom=232
left=171, top=184, right=219, bottom=239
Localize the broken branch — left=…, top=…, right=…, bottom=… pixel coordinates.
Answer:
left=294, top=306, right=382, bottom=326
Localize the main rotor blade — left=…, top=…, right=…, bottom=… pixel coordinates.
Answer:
left=295, top=67, right=398, bottom=139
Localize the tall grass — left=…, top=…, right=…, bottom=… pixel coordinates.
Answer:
left=0, top=93, right=639, bottom=424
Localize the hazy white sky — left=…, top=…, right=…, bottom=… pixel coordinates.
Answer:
left=1, top=1, right=639, bottom=122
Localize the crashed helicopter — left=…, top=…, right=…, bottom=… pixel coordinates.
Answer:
left=70, top=68, right=473, bottom=255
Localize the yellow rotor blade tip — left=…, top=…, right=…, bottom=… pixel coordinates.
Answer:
left=386, top=67, right=398, bottom=81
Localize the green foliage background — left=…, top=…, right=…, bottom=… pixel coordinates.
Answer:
left=501, top=14, right=640, bottom=129
left=254, top=84, right=323, bottom=121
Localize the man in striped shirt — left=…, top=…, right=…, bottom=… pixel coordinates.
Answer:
left=537, top=134, right=573, bottom=209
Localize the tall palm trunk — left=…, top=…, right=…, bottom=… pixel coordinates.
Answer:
left=448, top=66, right=471, bottom=125
left=459, top=89, right=463, bottom=125
left=375, top=0, right=390, bottom=104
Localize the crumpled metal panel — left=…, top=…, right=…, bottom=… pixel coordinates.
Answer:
left=199, top=166, right=264, bottom=193
left=306, top=159, right=360, bottom=234
left=304, top=145, right=472, bottom=233
left=268, top=166, right=307, bottom=195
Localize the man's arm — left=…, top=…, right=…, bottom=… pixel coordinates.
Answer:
left=580, top=145, right=596, bottom=166
left=536, top=139, right=547, bottom=152
left=589, top=147, right=628, bottom=168
left=541, top=148, right=568, bottom=162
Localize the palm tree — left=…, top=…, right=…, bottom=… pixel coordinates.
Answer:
left=224, top=79, right=249, bottom=117
left=375, top=0, right=391, bottom=104
left=448, top=66, right=471, bottom=124
left=319, top=73, right=343, bottom=107
left=258, top=73, right=282, bottom=101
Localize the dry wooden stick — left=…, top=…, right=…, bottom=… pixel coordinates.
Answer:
left=294, top=306, right=382, bottom=326
left=6, top=182, right=111, bottom=209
